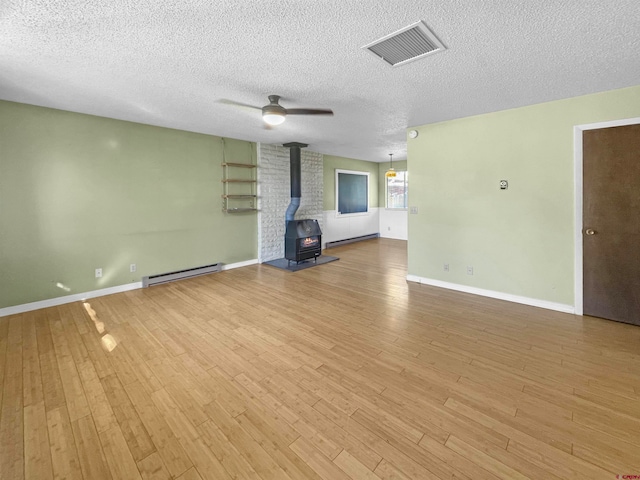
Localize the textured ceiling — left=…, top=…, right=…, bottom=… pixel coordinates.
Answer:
left=1, top=0, right=640, bottom=161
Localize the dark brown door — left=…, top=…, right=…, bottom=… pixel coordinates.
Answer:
left=583, top=124, right=640, bottom=325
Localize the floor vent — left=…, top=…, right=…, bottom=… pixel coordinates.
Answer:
left=363, top=20, right=445, bottom=67
left=325, top=233, right=379, bottom=249
left=142, top=263, right=221, bottom=287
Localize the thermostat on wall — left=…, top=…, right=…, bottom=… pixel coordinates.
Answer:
left=500, top=180, right=508, bottom=190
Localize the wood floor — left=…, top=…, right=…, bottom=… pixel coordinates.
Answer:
left=2, top=238, right=640, bottom=479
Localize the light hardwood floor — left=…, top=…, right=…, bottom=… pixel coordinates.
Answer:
left=2, top=238, right=640, bottom=479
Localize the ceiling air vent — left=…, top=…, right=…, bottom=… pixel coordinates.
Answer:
left=363, top=20, right=445, bottom=67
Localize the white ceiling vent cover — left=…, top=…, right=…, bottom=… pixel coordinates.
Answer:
left=363, top=21, right=445, bottom=67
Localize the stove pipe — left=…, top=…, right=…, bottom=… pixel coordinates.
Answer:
left=283, top=142, right=308, bottom=225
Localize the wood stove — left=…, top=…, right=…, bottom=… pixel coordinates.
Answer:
left=285, top=219, right=322, bottom=264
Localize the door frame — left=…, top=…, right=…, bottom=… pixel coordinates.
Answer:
left=573, top=116, right=640, bottom=315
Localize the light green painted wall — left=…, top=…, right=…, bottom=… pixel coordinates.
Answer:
left=378, top=160, right=407, bottom=208
left=407, top=85, right=640, bottom=306
left=323, top=155, right=379, bottom=210
left=0, top=100, right=257, bottom=309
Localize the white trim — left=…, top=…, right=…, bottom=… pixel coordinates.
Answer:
left=573, top=116, right=640, bottom=316
left=575, top=117, right=640, bottom=131
left=0, top=258, right=260, bottom=317
left=573, top=125, right=584, bottom=316
left=406, top=275, right=575, bottom=314
left=0, top=282, right=143, bottom=317
left=222, top=259, right=259, bottom=270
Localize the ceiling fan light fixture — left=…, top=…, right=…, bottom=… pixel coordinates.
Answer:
left=262, top=96, right=287, bottom=125
left=263, top=112, right=286, bottom=125
left=224, top=94, right=332, bottom=127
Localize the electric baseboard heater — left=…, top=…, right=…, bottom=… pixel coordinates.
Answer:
left=325, top=233, right=379, bottom=249
left=142, top=263, right=221, bottom=287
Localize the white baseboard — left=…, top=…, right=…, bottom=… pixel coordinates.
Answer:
left=0, top=258, right=260, bottom=317
left=222, top=259, right=259, bottom=270
left=406, top=275, right=575, bottom=314
left=0, top=282, right=143, bottom=317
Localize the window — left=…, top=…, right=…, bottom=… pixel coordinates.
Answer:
left=336, top=169, right=370, bottom=216
left=387, top=171, right=408, bottom=209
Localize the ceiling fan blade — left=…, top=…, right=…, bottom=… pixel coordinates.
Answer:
left=216, top=99, right=262, bottom=111
left=286, top=108, right=334, bottom=116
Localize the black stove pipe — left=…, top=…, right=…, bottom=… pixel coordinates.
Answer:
left=283, top=142, right=308, bottom=224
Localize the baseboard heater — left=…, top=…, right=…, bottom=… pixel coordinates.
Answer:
left=142, top=263, right=221, bottom=287
left=325, top=233, right=379, bottom=249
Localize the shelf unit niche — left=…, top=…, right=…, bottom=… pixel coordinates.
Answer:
left=221, top=139, right=257, bottom=213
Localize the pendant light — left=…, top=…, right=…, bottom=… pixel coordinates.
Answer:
left=385, top=153, right=396, bottom=178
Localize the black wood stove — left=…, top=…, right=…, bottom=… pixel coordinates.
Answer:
left=285, top=219, right=322, bottom=264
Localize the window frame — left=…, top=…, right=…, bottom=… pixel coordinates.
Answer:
left=386, top=170, right=408, bottom=210
left=335, top=169, right=370, bottom=217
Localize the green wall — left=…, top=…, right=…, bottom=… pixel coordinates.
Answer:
left=407, top=85, right=640, bottom=306
left=378, top=160, right=407, bottom=208
left=323, top=155, right=379, bottom=210
left=0, top=101, right=257, bottom=309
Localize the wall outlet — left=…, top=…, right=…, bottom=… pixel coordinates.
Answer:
left=95, top=268, right=103, bottom=278
left=467, top=266, right=473, bottom=275
left=130, top=263, right=137, bottom=273
left=444, top=263, right=449, bottom=272
left=387, top=226, right=391, bottom=231
left=409, top=206, right=418, bottom=214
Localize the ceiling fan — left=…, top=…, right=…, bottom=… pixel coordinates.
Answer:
left=220, top=95, right=333, bottom=126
